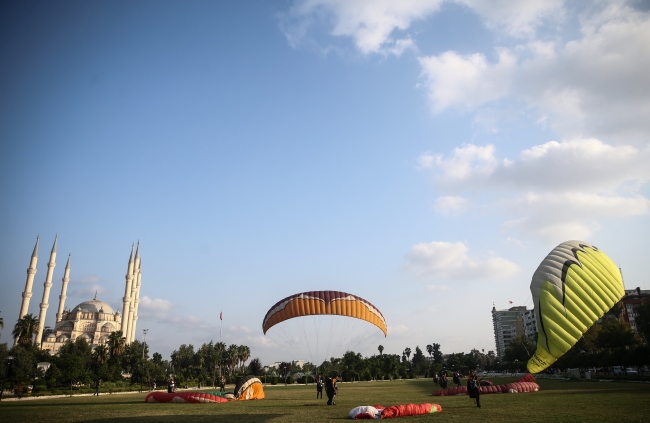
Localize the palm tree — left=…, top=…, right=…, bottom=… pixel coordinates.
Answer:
left=378, top=345, right=384, bottom=355
left=426, top=344, right=433, bottom=358
left=93, top=344, right=109, bottom=365
left=0, top=311, right=4, bottom=338
left=13, top=313, right=39, bottom=345
left=107, top=331, right=126, bottom=358
left=238, top=345, right=250, bottom=373
left=404, top=347, right=411, bottom=361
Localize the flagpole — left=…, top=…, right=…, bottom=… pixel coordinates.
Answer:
left=220, top=310, right=222, bottom=343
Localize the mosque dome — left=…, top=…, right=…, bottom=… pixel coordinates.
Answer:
left=71, top=299, right=114, bottom=314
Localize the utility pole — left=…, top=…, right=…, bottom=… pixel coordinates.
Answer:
left=141, top=329, right=148, bottom=392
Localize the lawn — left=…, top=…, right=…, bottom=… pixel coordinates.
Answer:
left=1, top=377, right=649, bottom=422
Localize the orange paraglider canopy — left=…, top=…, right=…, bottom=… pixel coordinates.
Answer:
left=262, top=290, right=387, bottom=336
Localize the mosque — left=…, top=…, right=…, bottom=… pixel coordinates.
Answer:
left=15, top=236, right=143, bottom=353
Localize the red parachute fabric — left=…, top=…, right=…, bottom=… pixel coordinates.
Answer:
left=432, top=381, right=539, bottom=396
left=380, top=403, right=442, bottom=419
left=145, top=391, right=229, bottom=403
left=518, top=373, right=537, bottom=383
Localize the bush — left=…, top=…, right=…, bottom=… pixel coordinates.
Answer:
left=286, top=376, right=294, bottom=384
left=271, top=377, right=278, bottom=385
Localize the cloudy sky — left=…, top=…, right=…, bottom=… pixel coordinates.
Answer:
left=1, top=0, right=649, bottom=364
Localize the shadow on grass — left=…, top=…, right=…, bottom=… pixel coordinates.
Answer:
left=78, top=414, right=284, bottom=423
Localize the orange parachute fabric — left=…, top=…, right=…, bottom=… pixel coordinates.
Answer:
left=262, top=290, right=387, bottom=336
left=145, top=392, right=229, bottom=403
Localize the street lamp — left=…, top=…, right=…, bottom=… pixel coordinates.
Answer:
left=0, top=356, right=14, bottom=401
left=140, top=329, right=148, bottom=392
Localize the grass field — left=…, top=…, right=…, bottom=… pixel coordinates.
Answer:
left=1, top=377, right=649, bottom=422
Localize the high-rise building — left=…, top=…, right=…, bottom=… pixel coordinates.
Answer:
left=492, top=305, right=528, bottom=358
left=621, top=287, right=649, bottom=334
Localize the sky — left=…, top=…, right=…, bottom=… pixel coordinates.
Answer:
left=1, top=0, right=649, bottom=365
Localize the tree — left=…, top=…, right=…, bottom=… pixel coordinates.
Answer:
left=92, top=345, right=109, bottom=365
left=431, top=343, right=443, bottom=364
left=378, top=345, right=384, bottom=355
left=107, top=331, right=126, bottom=359
left=403, top=347, right=411, bottom=362
left=596, top=319, right=640, bottom=351
left=503, top=336, right=533, bottom=363
left=411, top=346, right=427, bottom=375
left=238, top=345, right=250, bottom=373
left=248, top=358, right=263, bottom=376
left=633, top=301, right=650, bottom=343
left=12, top=314, right=39, bottom=345
left=0, top=310, right=4, bottom=338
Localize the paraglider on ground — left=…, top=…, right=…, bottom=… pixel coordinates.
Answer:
left=234, top=376, right=265, bottom=400
left=433, top=374, right=540, bottom=396
left=349, top=403, right=442, bottom=419
left=145, top=391, right=229, bottom=403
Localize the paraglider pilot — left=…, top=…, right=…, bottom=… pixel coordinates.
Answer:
left=325, top=374, right=338, bottom=405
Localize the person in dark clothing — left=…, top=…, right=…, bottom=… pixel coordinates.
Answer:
left=325, top=376, right=338, bottom=405
left=453, top=372, right=461, bottom=387
left=94, top=379, right=101, bottom=396
left=219, top=376, right=226, bottom=392
left=433, top=373, right=439, bottom=385
left=441, top=373, right=448, bottom=389
left=468, top=372, right=480, bottom=408
left=316, top=375, right=323, bottom=399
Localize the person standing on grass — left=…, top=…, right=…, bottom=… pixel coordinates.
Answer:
left=316, top=375, right=323, bottom=399
left=325, top=375, right=338, bottom=405
left=94, top=379, right=101, bottom=396
left=468, top=372, right=480, bottom=408
left=453, top=371, right=462, bottom=387
left=220, top=375, right=226, bottom=392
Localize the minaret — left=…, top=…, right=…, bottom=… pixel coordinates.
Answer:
left=129, top=259, right=142, bottom=343
left=16, top=236, right=39, bottom=346
left=120, top=244, right=135, bottom=337
left=56, top=254, right=71, bottom=323
left=36, top=235, right=58, bottom=346
left=126, top=242, right=140, bottom=343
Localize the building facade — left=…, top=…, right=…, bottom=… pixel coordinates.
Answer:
left=16, top=236, right=143, bottom=353
left=492, top=305, right=529, bottom=358
left=621, top=287, right=649, bottom=335
left=41, top=297, right=122, bottom=351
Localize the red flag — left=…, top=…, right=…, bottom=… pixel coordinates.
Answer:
left=509, top=301, right=513, bottom=304
left=220, top=311, right=223, bottom=320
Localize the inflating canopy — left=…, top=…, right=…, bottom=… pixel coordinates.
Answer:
left=234, top=376, right=265, bottom=400
left=527, top=241, right=625, bottom=373
left=263, top=291, right=387, bottom=336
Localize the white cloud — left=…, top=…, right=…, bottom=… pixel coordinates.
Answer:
left=68, top=276, right=110, bottom=298
left=433, top=196, right=468, bottom=215
left=282, top=0, right=444, bottom=55
left=404, top=240, right=519, bottom=279
left=387, top=324, right=410, bottom=334
left=422, top=139, right=650, bottom=242
left=418, top=3, right=650, bottom=140
left=282, top=0, right=566, bottom=55
left=429, top=139, right=650, bottom=192
left=418, top=49, right=516, bottom=112
left=139, top=296, right=174, bottom=312
left=455, top=0, right=565, bottom=38
left=501, top=192, right=649, bottom=243
left=426, top=284, right=450, bottom=291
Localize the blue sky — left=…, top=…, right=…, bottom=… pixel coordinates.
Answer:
left=1, top=0, right=649, bottom=365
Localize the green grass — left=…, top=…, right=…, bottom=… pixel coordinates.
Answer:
left=1, top=377, right=649, bottom=422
